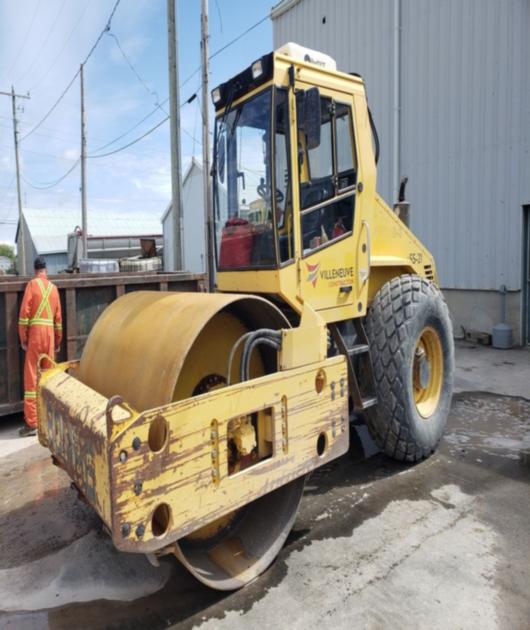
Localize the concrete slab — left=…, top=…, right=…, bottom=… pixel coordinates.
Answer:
left=0, top=343, right=528, bottom=629
left=454, top=340, right=530, bottom=398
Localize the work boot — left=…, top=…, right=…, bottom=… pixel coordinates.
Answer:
left=19, top=425, right=37, bottom=437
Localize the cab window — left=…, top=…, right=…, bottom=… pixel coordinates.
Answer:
left=335, top=103, right=356, bottom=190
left=274, top=89, right=294, bottom=263
left=214, top=89, right=276, bottom=269
left=297, top=96, right=334, bottom=210
left=296, top=94, right=357, bottom=256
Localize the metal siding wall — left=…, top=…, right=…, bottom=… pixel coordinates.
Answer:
left=183, top=168, right=206, bottom=273
left=42, top=254, right=68, bottom=275
left=401, top=0, right=529, bottom=290
left=273, top=0, right=395, bottom=204
left=163, top=213, right=175, bottom=272
left=273, top=0, right=530, bottom=290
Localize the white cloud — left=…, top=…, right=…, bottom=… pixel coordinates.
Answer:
left=63, top=148, right=78, bottom=161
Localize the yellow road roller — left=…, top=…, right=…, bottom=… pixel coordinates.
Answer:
left=37, top=43, right=454, bottom=590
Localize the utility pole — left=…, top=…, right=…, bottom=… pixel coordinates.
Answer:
left=0, top=88, right=30, bottom=275
left=167, top=0, right=184, bottom=271
left=201, top=0, right=214, bottom=291
left=80, top=64, right=88, bottom=259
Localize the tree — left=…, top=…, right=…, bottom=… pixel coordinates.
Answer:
left=0, top=244, right=15, bottom=261
left=0, top=244, right=16, bottom=274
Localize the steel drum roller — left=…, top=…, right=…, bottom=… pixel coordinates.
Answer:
left=78, top=291, right=305, bottom=590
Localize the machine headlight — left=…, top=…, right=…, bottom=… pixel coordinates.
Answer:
left=251, top=59, right=263, bottom=79
left=211, top=87, right=221, bottom=105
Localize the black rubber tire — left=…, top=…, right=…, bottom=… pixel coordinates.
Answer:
left=364, top=274, right=454, bottom=462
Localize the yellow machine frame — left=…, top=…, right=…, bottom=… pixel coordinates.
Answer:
left=36, top=47, right=440, bottom=577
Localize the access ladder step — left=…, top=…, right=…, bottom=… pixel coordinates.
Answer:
left=361, top=396, right=378, bottom=410
left=348, top=343, right=370, bottom=357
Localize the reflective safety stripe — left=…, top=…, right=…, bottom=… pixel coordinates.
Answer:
left=32, top=279, right=53, bottom=324
left=29, top=318, right=54, bottom=327
left=18, top=317, right=29, bottom=325
left=24, top=391, right=37, bottom=399
left=54, top=323, right=62, bottom=329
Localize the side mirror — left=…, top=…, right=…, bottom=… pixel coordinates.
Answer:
left=301, top=87, right=321, bottom=150
left=217, top=129, right=226, bottom=183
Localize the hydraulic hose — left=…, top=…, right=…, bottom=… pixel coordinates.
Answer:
left=226, top=328, right=282, bottom=384
left=240, top=336, right=281, bottom=383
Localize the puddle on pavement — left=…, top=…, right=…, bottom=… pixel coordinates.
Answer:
left=444, top=393, right=530, bottom=464
left=0, top=391, right=528, bottom=629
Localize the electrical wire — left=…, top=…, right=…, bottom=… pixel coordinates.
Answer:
left=87, top=118, right=169, bottom=159
left=87, top=11, right=268, bottom=156
left=15, top=0, right=68, bottom=84
left=0, top=0, right=43, bottom=83
left=22, top=158, right=80, bottom=189
left=21, top=0, right=121, bottom=142
left=15, top=8, right=268, bottom=187
left=0, top=175, right=16, bottom=202
left=108, top=31, right=164, bottom=111
left=89, top=90, right=198, bottom=155
left=82, top=0, right=121, bottom=66
left=213, top=0, right=223, bottom=33
left=210, top=14, right=269, bottom=61
left=29, top=0, right=93, bottom=92
left=0, top=116, right=109, bottom=144
left=20, top=71, right=80, bottom=142
left=0, top=141, right=77, bottom=163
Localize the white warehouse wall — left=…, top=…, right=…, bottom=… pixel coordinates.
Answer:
left=272, top=0, right=530, bottom=292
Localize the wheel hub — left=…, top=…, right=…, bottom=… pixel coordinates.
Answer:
left=414, top=347, right=431, bottom=390
left=413, top=327, right=443, bottom=418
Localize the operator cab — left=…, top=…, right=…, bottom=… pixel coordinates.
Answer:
left=212, top=54, right=293, bottom=269
left=211, top=44, right=369, bottom=319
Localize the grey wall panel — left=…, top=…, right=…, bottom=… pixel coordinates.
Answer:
left=273, top=0, right=530, bottom=290
left=273, top=0, right=396, bottom=205
left=401, top=0, right=530, bottom=290
left=42, top=254, right=68, bottom=275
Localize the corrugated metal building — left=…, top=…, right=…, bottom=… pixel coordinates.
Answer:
left=162, top=157, right=228, bottom=274
left=16, top=208, right=162, bottom=274
left=162, top=158, right=205, bottom=274
left=272, top=0, right=530, bottom=344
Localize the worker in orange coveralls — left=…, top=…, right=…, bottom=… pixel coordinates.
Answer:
left=18, top=257, right=62, bottom=437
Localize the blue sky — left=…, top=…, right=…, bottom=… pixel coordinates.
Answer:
left=0, top=0, right=275, bottom=244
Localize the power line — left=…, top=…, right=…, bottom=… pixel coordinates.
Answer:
left=16, top=0, right=68, bottom=84
left=0, top=175, right=16, bottom=202
left=29, top=0, right=93, bottom=92
left=89, top=103, right=162, bottom=153
left=90, top=89, right=197, bottom=154
left=20, top=71, right=79, bottom=142
left=88, top=117, right=169, bottom=159
left=108, top=31, right=164, bottom=110
left=82, top=0, right=121, bottom=66
left=210, top=14, right=269, bottom=61
left=213, top=0, right=223, bottom=33
left=0, top=116, right=107, bottom=144
left=0, top=141, right=77, bottom=163
left=87, top=13, right=268, bottom=156
left=22, top=158, right=80, bottom=190
left=21, top=0, right=121, bottom=142
left=1, top=0, right=43, bottom=83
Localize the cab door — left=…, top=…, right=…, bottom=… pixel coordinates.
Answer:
left=296, top=90, right=358, bottom=313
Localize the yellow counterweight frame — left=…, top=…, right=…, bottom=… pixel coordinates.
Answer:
left=37, top=309, right=348, bottom=554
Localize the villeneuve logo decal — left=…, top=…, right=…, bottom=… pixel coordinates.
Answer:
left=306, top=262, right=321, bottom=287
left=306, top=262, right=354, bottom=288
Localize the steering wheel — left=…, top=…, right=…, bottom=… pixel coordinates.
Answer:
left=257, top=178, right=285, bottom=204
